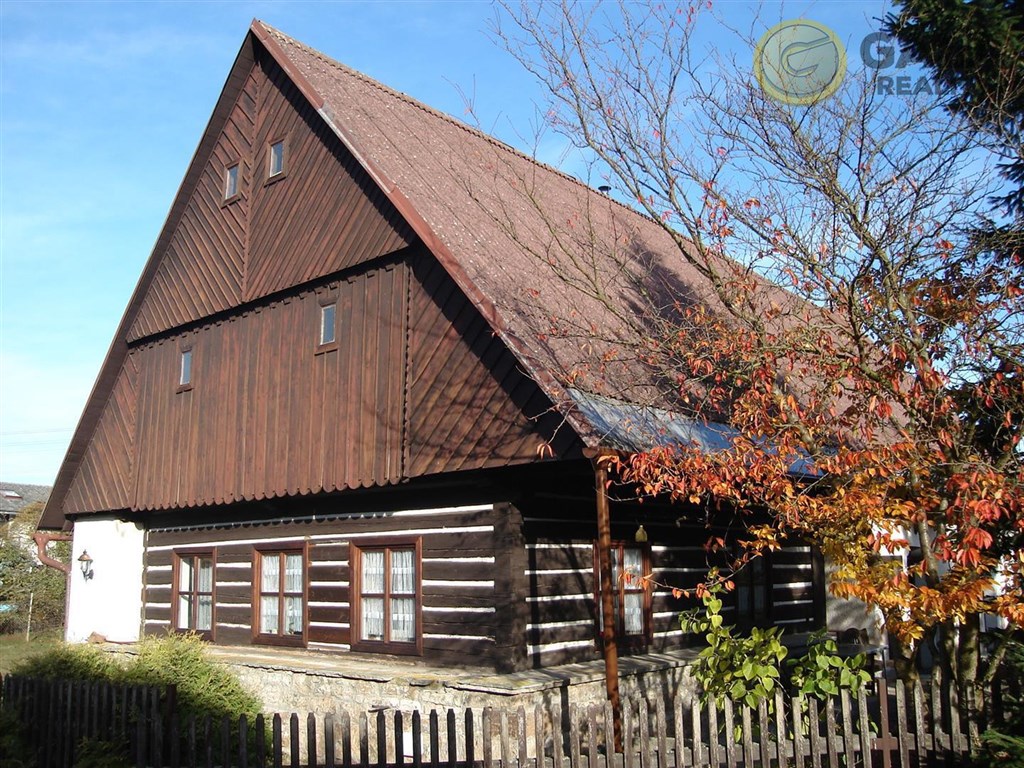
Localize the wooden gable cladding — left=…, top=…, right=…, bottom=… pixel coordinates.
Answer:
left=132, top=259, right=409, bottom=511
left=127, top=69, right=256, bottom=342
left=245, top=52, right=414, bottom=300
left=405, top=254, right=575, bottom=477
left=126, top=51, right=414, bottom=345
left=63, top=355, right=139, bottom=515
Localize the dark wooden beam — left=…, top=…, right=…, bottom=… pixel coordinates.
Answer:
left=594, top=458, right=622, bottom=750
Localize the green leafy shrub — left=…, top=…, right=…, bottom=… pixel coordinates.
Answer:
left=788, top=629, right=871, bottom=699
left=680, top=584, right=788, bottom=709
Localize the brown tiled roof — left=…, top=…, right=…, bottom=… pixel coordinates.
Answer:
left=254, top=21, right=741, bottom=440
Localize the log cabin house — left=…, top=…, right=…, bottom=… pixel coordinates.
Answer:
left=38, top=21, right=834, bottom=685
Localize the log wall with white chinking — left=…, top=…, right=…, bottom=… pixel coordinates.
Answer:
left=517, top=497, right=824, bottom=669
left=142, top=502, right=511, bottom=667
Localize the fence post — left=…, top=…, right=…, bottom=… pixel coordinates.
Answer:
left=483, top=707, right=493, bottom=768
left=309, top=712, right=319, bottom=768
left=325, top=713, right=336, bottom=768
left=587, top=704, right=600, bottom=768
left=447, top=708, right=458, bottom=768
left=857, top=687, right=872, bottom=766
left=256, top=713, right=267, bottom=768
left=412, top=710, right=422, bottom=768
left=204, top=713, right=214, bottom=768
left=273, top=713, right=283, bottom=768
left=535, top=705, right=546, bottom=768
left=290, top=712, right=300, bottom=768
left=841, top=690, right=856, bottom=766
left=430, top=709, right=440, bottom=766
left=239, top=714, right=249, bottom=768
left=569, top=704, right=581, bottom=768
left=791, top=694, right=806, bottom=768
left=168, top=712, right=180, bottom=768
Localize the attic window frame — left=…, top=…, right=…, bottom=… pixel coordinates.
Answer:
left=177, top=347, right=193, bottom=393
left=223, top=162, right=240, bottom=203
left=266, top=137, right=287, bottom=183
left=316, top=294, right=339, bottom=354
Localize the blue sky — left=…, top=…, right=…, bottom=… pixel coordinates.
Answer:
left=0, top=1, right=896, bottom=485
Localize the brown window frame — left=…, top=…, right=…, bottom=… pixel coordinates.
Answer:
left=351, top=538, right=422, bottom=656
left=251, top=544, right=307, bottom=647
left=315, top=295, right=339, bottom=354
left=593, top=541, right=652, bottom=647
left=735, top=553, right=772, bottom=630
left=171, top=549, right=216, bottom=640
left=265, top=137, right=288, bottom=183
left=223, top=162, right=241, bottom=204
left=176, top=346, right=193, bottom=393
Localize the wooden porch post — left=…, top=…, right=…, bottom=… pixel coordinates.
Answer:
left=595, top=458, right=622, bottom=751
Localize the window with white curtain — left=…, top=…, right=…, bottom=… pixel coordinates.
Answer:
left=173, top=552, right=214, bottom=637
left=255, top=549, right=305, bottom=644
left=353, top=541, right=420, bottom=653
left=595, top=542, right=651, bottom=641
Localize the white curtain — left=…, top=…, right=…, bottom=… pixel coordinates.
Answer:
left=361, top=551, right=385, bottom=640
left=177, top=559, right=193, bottom=630
left=260, top=554, right=280, bottom=634
left=390, top=549, right=415, bottom=642
left=196, top=557, right=213, bottom=630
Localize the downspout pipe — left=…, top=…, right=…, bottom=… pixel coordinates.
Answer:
left=33, top=532, right=71, bottom=574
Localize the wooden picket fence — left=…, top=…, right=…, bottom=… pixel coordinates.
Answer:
left=0, top=673, right=1014, bottom=767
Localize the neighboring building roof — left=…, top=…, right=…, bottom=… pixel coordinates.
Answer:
left=1, top=483, right=51, bottom=518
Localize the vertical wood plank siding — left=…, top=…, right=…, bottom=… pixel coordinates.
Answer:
left=63, top=355, right=139, bottom=514
left=246, top=53, right=413, bottom=301
left=127, top=68, right=255, bottom=342
left=143, top=504, right=500, bottom=665
left=127, top=51, right=413, bottom=344
left=132, top=260, right=409, bottom=511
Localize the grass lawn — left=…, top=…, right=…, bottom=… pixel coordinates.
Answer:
left=0, top=630, right=63, bottom=676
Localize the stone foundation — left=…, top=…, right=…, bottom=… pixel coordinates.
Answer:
left=103, top=644, right=698, bottom=762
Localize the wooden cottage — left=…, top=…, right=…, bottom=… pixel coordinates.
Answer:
left=39, top=21, right=829, bottom=676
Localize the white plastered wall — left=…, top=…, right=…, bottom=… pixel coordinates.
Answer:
left=66, top=516, right=145, bottom=643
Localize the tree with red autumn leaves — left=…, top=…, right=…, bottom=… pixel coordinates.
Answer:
left=492, top=0, right=1023, bottom=700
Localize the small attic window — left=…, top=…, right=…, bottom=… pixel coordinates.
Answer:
left=268, top=140, right=285, bottom=179
left=320, top=303, right=337, bottom=346
left=224, top=164, right=239, bottom=201
left=178, top=349, right=193, bottom=391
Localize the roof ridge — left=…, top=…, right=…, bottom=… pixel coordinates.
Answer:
left=255, top=20, right=643, bottom=216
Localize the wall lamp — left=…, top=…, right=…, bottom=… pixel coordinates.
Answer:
left=78, top=550, right=94, bottom=581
